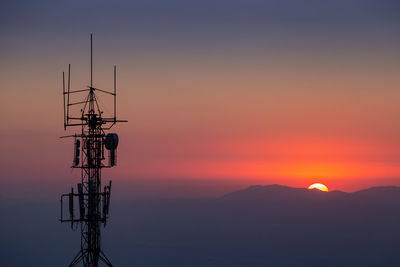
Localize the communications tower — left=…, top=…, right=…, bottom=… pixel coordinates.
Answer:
left=60, top=34, right=126, bottom=266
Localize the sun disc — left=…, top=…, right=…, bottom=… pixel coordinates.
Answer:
left=308, top=183, right=328, bottom=192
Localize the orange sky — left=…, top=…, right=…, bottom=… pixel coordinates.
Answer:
left=1, top=48, right=400, bottom=193
left=1, top=1, right=400, bottom=197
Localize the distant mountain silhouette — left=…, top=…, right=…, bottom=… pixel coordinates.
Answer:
left=222, top=184, right=400, bottom=202
left=222, top=184, right=343, bottom=200
left=353, top=185, right=400, bottom=197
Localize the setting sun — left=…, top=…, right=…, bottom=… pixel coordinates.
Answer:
left=308, top=183, right=329, bottom=192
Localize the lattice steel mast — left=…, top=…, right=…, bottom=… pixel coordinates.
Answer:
left=60, top=34, right=126, bottom=267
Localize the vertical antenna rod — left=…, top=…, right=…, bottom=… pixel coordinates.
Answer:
left=63, top=72, right=66, bottom=129
left=91, top=33, right=93, bottom=88
left=114, top=65, right=116, bottom=121
left=67, top=64, right=71, bottom=124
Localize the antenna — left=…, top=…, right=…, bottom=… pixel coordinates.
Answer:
left=59, top=34, right=127, bottom=267
left=91, top=33, right=93, bottom=88
left=114, top=65, right=116, bottom=122
left=67, top=64, right=71, bottom=126
left=62, top=72, right=66, bottom=129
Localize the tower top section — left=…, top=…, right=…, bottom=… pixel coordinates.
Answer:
left=62, top=34, right=127, bottom=132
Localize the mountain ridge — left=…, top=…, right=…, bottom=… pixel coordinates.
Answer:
left=221, top=184, right=400, bottom=201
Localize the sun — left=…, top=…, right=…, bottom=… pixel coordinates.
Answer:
left=308, top=183, right=328, bottom=192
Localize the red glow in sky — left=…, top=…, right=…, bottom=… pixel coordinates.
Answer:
left=1, top=1, right=400, bottom=197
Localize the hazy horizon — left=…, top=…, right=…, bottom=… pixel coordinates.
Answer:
left=3, top=182, right=400, bottom=266
left=3, top=176, right=400, bottom=201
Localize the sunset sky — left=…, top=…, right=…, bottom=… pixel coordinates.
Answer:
left=1, top=0, right=400, bottom=198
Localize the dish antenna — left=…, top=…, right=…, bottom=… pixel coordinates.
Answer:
left=59, top=34, right=127, bottom=267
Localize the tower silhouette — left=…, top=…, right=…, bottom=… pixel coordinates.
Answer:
left=60, top=34, right=126, bottom=267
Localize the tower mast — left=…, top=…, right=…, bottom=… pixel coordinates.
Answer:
left=60, top=34, right=127, bottom=267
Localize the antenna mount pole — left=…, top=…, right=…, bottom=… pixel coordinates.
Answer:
left=114, top=65, right=116, bottom=121
left=91, top=33, right=93, bottom=88
left=63, top=72, right=66, bottom=130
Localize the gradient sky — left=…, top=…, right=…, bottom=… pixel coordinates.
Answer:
left=1, top=0, right=400, bottom=198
